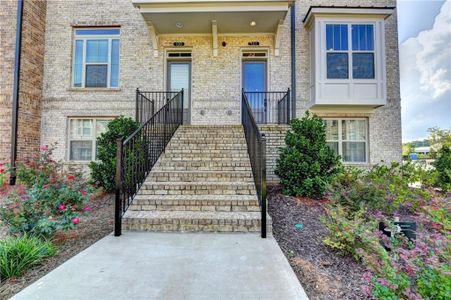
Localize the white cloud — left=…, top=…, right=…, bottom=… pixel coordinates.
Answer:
left=400, top=1, right=451, bottom=141
left=415, top=1, right=451, bottom=98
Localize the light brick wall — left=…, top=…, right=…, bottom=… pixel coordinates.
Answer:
left=0, top=0, right=46, bottom=163
left=41, top=0, right=291, bottom=164
left=39, top=0, right=401, bottom=173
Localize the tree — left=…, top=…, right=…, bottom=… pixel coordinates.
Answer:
left=428, top=127, right=451, bottom=152
left=402, top=142, right=415, bottom=157
left=275, top=112, right=343, bottom=199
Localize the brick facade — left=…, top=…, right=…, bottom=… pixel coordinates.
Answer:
left=1, top=0, right=401, bottom=179
left=0, top=0, right=46, bottom=163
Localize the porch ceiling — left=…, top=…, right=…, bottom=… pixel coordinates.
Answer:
left=133, top=0, right=293, bottom=34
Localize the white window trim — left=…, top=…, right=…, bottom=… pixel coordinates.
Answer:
left=324, top=118, right=369, bottom=164
left=72, top=28, right=121, bottom=88
left=67, top=117, right=113, bottom=162
left=325, top=21, right=376, bottom=81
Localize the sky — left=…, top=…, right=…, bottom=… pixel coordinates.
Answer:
left=398, top=0, right=451, bottom=142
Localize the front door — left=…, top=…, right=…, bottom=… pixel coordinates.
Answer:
left=242, top=61, right=267, bottom=123
left=168, top=61, right=191, bottom=124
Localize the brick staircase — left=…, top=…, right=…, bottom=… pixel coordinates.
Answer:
left=122, top=125, right=271, bottom=234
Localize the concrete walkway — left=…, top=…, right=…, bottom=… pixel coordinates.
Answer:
left=13, top=232, right=308, bottom=300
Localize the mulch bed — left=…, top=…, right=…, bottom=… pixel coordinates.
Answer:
left=0, top=193, right=114, bottom=300
left=268, top=186, right=371, bottom=300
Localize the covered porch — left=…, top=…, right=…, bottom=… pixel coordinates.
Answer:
left=132, top=0, right=294, bottom=125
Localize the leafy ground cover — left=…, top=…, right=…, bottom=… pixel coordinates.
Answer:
left=268, top=187, right=371, bottom=299
left=270, top=163, right=450, bottom=300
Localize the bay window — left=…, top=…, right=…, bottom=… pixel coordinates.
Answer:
left=325, top=119, right=368, bottom=163
left=72, top=28, right=120, bottom=88
left=326, top=23, right=375, bottom=80
left=69, top=118, right=112, bottom=161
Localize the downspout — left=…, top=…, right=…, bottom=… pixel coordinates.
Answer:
left=9, top=0, right=24, bottom=186
left=290, top=3, right=296, bottom=120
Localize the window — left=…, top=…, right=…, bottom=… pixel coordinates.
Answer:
left=325, top=119, right=368, bottom=163
left=72, top=28, right=120, bottom=88
left=69, top=118, right=112, bottom=161
left=326, top=24, right=375, bottom=79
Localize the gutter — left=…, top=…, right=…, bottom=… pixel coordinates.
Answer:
left=290, top=3, right=296, bottom=119
left=9, top=0, right=24, bottom=186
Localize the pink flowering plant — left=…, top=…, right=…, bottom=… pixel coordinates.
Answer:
left=322, top=163, right=451, bottom=299
left=0, top=145, right=94, bottom=237
left=0, top=162, right=9, bottom=189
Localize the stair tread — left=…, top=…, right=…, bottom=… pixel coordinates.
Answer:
left=149, top=170, right=252, bottom=174
left=143, top=181, right=255, bottom=185
left=134, top=194, right=258, bottom=201
left=123, top=210, right=267, bottom=220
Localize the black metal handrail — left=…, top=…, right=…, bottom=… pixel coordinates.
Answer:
left=244, top=89, right=290, bottom=124
left=115, top=90, right=184, bottom=236
left=277, top=90, right=290, bottom=124
left=241, top=91, right=267, bottom=238
left=136, top=89, right=180, bottom=124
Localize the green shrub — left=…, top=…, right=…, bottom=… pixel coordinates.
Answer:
left=323, top=161, right=450, bottom=300
left=321, top=205, right=377, bottom=258
left=0, top=146, right=93, bottom=237
left=275, top=112, right=342, bottom=199
left=434, top=146, right=451, bottom=192
left=417, top=267, right=451, bottom=300
left=330, top=163, right=431, bottom=215
left=330, top=168, right=385, bottom=215
left=89, top=116, right=140, bottom=192
left=0, top=235, right=56, bottom=278
left=16, top=145, right=59, bottom=188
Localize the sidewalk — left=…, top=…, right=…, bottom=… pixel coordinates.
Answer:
left=13, top=232, right=308, bottom=300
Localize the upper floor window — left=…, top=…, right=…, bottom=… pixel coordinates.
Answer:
left=326, top=24, right=375, bottom=80
left=72, top=28, right=120, bottom=88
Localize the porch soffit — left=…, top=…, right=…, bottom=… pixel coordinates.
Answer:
left=132, top=1, right=293, bottom=34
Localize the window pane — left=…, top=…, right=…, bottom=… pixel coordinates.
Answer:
left=353, top=53, right=375, bottom=79
left=110, top=39, right=119, bottom=87
left=75, top=29, right=120, bottom=36
left=73, top=40, right=83, bottom=87
left=86, top=65, right=108, bottom=88
left=326, top=24, right=348, bottom=51
left=70, top=119, right=93, bottom=139
left=86, top=40, right=108, bottom=63
left=327, top=142, right=339, bottom=155
left=342, top=142, right=366, bottom=162
left=342, top=120, right=366, bottom=141
left=326, top=24, right=333, bottom=50
left=340, top=25, right=348, bottom=51
left=352, top=25, right=374, bottom=51
left=327, top=53, right=348, bottom=79
left=324, top=120, right=339, bottom=140
left=70, top=141, right=93, bottom=161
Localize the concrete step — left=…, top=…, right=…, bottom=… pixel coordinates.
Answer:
left=162, top=153, right=250, bottom=160
left=165, top=144, right=248, bottom=150
left=140, top=181, right=257, bottom=195
left=129, top=194, right=260, bottom=212
left=147, top=170, right=253, bottom=182
left=154, top=159, right=251, bottom=170
left=122, top=210, right=272, bottom=233
left=177, top=125, right=243, bottom=131
left=169, top=137, right=246, bottom=142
